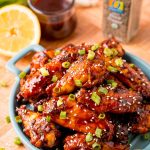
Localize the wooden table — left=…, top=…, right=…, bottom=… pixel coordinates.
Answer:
left=0, top=1, right=150, bottom=149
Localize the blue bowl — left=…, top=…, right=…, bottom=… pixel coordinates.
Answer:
left=6, top=44, right=150, bottom=150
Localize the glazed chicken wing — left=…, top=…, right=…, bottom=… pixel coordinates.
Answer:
left=107, top=59, right=150, bottom=99
left=131, top=105, right=150, bottom=133
left=43, top=96, right=114, bottom=140
left=76, top=75, right=142, bottom=114
left=30, top=48, right=56, bottom=73
left=64, top=133, right=129, bottom=150
left=17, top=105, right=61, bottom=148
left=19, top=44, right=79, bottom=100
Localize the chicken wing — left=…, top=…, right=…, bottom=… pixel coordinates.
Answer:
left=131, top=105, right=150, bottom=133
left=76, top=75, right=142, bottom=114
left=30, top=48, right=56, bottom=73
left=19, top=44, right=79, bottom=100
left=17, top=105, right=61, bottom=148
left=43, top=96, right=114, bottom=140
left=107, top=59, right=150, bottom=99
left=64, top=133, right=129, bottom=150
left=52, top=39, right=125, bottom=97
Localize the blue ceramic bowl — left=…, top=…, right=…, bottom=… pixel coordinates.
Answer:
left=6, top=44, right=150, bottom=150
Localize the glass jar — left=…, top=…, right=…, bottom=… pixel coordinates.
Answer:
left=28, top=0, right=77, bottom=40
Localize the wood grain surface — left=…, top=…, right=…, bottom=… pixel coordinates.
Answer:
left=0, top=1, right=150, bottom=149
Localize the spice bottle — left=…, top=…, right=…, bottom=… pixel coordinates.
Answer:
left=102, top=0, right=143, bottom=43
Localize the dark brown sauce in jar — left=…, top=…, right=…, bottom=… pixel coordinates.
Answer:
left=28, top=0, right=77, bottom=39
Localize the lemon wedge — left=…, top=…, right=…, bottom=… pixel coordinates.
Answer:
left=0, top=4, right=41, bottom=57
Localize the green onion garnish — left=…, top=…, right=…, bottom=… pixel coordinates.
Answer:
left=78, top=49, right=86, bottom=55
left=144, top=133, right=150, bottom=140
left=104, top=48, right=113, bottom=57
left=107, top=80, right=118, bottom=88
left=91, top=43, right=100, bottom=51
left=5, top=116, right=11, bottom=124
left=68, top=94, right=75, bottom=101
left=130, top=63, right=135, bottom=68
left=74, top=80, right=82, bottom=87
left=60, top=111, right=67, bottom=119
left=62, top=61, right=71, bottom=69
left=98, top=87, right=108, bottom=95
left=85, top=133, right=93, bottom=142
left=39, top=67, right=49, bottom=76
left=15, top=116, right=22, bottom=123
left=92, top=142, right=101, bottom=150
left=53, top=87, right=61, bottom=93
left=104, top=48, right=118, bottom=57
left=48, top=59, right=51, bottom=62
left=57, top=98, right=63, bottom=107
left=0, top=81, right=8, bottom=87
left=14, top=137, right=22, bottom=145
left=51, top=75, right=58, bottom=83
left=107, top=66, right=118, bottom=73
left=98, top=113, right=105, bottom=119
left=46, top=116, right=51, bottom=123
left=19, top=71, right=26, bottom=79
left=112, top=48, right=118, bottom=57
left=115, top=58, right=124, bottom=67
left=91, top=92, right=101, bottom=105
left=87, top=50, right=95, bottom=60
left=55, top=49, right=61, bottom=56
left=95, top=128, right=102, bottom=138
left=38, top=105, right=43, bottom=112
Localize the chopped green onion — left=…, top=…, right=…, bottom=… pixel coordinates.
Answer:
left=14, top=137, right=22, bottom=145
left=104, top=48, right=113, bottom=57
left=144, top=133, right=150, bottom=140
left=104, top=48, right=118, bottom=57
left=5, top=116, right=11, bottom=124
left=95, top=128, right=102, bottom=138
left=57, top=98, right=63, bottom=107
left=112, top=82, right=118, bottom=88
left=115, top=58, right=124, bottom=67
left=55, top=49, right=61, bottom=56
left=98, top=113, right=105, bottom=119
left=60, top=111, right=67, bottom=119
left=15, top=116, right=22, bottom=123
left=87, top=50, right=95, bottom=60
left=98, top=87, right=108, bottom=95
left=0, top=81, right=8, bottom=87
left=39, top=67, right=49, bottom=77
left=91, top=43, right=100, bottom=51
left=130, top=63, right=135, bottom=68
left=91, top=92, right=101, bottom=105
left=48, top=59, right=51, bottom=62
left=62, top=61, right=71, bottom=69
left=78, top=49, right=86, bottom=55
left=46, top=116, right=51, bottom=123
left=107, top=66, right=118, bottom=73
left=51, top=75, right=58, bottom=83
left=19, top=71, right=26, bottom=79
left=38, top=105, right=43, bottom=112
left=85, top=133, right=93, bottom=142
left=107, top=80, right=118, bottom=88
left=74, top=80, right=82, bottom=87
left=112, top=48, right=118, bottom=57
left=92, top=142, right=101, bottom=150
left=68, top=94, right=75, bottom=101
left=53, top=87, right=61, bottom=93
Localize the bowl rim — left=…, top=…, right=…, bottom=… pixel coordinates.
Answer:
left=9, top=52, right=150, bottom=150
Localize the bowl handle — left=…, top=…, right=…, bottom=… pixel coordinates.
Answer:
left=6, top=44, right=45, bottom=75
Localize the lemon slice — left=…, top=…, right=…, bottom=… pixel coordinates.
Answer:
left=0, top=4, right=41, bottom=57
